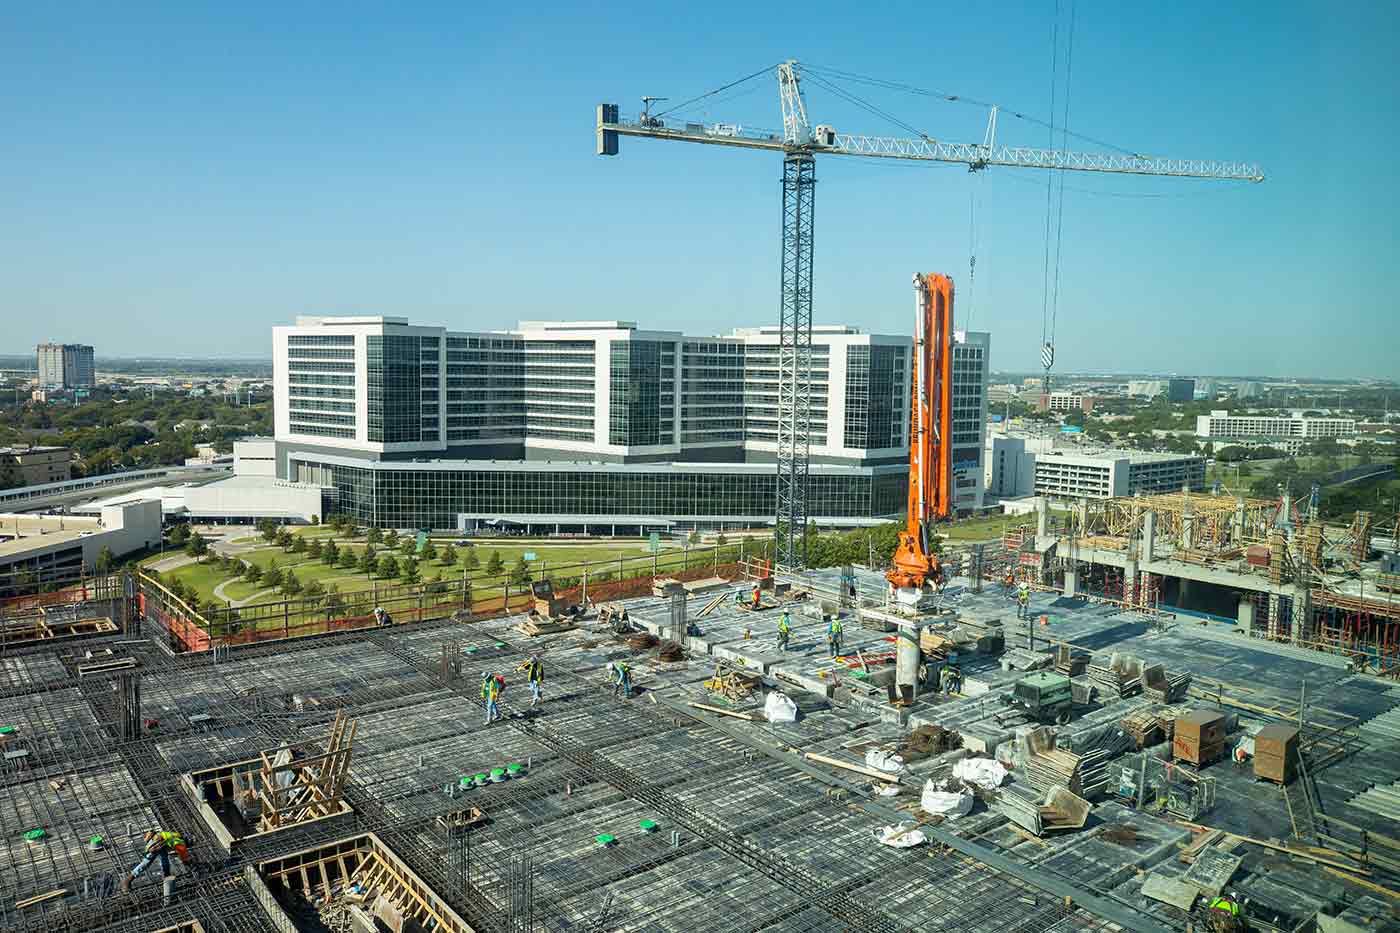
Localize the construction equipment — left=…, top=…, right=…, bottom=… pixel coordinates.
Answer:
left=522, top=579, right=583, bottom=635
left=1002, top=672, right=1074, bottom=725
left=887, top=273, right=953, bottom=614
left=598, top=60, right=1262, bottom=570
left=597, top=603, right=632, bottom=634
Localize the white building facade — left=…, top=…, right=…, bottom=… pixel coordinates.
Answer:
left=1033, top=449, right=1205, bottom=500
left=1195, top=411, right=1357, bottom=442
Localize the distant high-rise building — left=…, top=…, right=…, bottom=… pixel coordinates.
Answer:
left=1165, top=378, right=1195, bottom=402
left=1194, top=378, right=1218, bottom=400
left=267, top=315, right=991, bottom=529
left=1236, top=380, right=1263, bottom=399
left=36, top=343, right=95, bottom=389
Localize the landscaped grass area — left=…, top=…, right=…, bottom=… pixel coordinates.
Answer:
left=147, top=535, right=746, bottom=609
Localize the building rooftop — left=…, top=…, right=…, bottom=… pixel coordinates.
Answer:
left=1037, top=448, right=1202, bottom=464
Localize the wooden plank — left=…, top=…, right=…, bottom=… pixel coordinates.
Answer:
left=1173, top=821, right=1370, bottom=875
left=804, top=752, right=902, bottom=783
left=1321, top=866, right=1400, bottom=901
left=688, top=702, right=759, bottom=721
left=15, top=888, right=68, bottom=909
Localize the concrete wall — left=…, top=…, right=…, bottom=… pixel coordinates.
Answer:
left=184, top=479, right=323, bottom=522
left=234, top=439, right=278, bottom=477
left=95, top=500, right=163, bottom=561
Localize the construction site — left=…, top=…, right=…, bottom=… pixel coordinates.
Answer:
left=2, top=49, right=1395, bottom=933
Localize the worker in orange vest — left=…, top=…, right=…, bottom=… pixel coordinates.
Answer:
left=751, top=584, right=761, bottom=609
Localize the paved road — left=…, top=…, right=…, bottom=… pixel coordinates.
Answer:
left=211, top=579, right=277, bottom=607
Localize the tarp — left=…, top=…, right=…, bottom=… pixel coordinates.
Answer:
left=875, top=823, right=928, bottom=848
left=951, top=757, right=1007, bottom=790
left=864, top=749, right=905, bottom=775
left=763, top=692, right=798, bottom=724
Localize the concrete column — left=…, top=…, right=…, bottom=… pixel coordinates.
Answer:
left=1064, top=569, right=1078, bottom=599
left=1233, top=498, right=1246, bottom=541
left=1181, top=511, right=1194, bottom=550
left=1291, top=587, right=1311, bottom=646
left=1237, top=596, right=1255, bottom=635
left=1123, top=559, right=1139, bottom=606
left=1036, top=497, right=1049, bottom=538
left=1140, top=512, right=1156, bottom=563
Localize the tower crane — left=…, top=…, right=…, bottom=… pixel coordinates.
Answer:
left=598, top=60, right=1263, bottom=570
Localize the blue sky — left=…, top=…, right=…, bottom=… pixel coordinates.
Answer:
left=3, top=1, right=1397, bottom=377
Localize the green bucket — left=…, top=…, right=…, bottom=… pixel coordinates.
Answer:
left=594, top=833, right=616, bottom=847
left=0, top=726, right=14, bottom=735
left=23, top=829, right=45, bottom=842
left=639, top=819, right=658, bottom=833
left=506, top=763, right=524, bottom=776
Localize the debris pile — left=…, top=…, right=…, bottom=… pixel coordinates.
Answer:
left=657, top=640, right=685, bottom=662
left=898, top=724, right=962, bottom=761
left=627, top=632, right=659, bottom=651
left=1141, top=664, right=1192, bottom=703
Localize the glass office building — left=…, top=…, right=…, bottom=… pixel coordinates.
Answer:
left=268, top=317, right=989, bottom=529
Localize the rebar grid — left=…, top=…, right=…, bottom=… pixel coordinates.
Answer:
left=1, top=580, right=1141, bottom=933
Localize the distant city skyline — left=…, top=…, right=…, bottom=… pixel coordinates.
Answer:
left=3, top=3, right=1397, bottom=378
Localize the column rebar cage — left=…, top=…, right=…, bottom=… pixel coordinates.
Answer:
left=776, top=152, right=816, bottom=571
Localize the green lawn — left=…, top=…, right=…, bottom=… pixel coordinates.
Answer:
left=151, top=536, right=741, bottom=609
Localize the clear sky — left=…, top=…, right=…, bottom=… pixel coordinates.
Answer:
left=3, top=2, right=1397, bottom=377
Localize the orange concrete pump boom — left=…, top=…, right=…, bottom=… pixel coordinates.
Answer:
left=886, top=272, right=953, bottom=591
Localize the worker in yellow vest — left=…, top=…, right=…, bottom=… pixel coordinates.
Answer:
left=1205, top=891, right=1243, bottom=932
left=776, top=612, right=791, bottom=652
left=120, top=829, right=195, bottom=892
left=827, top=617, right=843, bottom=658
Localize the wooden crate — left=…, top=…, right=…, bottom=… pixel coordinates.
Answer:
left=1253, top=724, right=1298, bottom=784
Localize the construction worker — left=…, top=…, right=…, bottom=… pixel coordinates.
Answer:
left=481, top=671, right=502, bottom=724
left=776, top=611, right=791, bottom=652
left=751, top=583, right=762, bottom=610
left=931, top=560, right=946, bottom=594
left=519, top=655, right=544, bottom=707
left=373, top=606, right=392, bottom=627
left=1002, top=570, right=1015, bottom=598
left=607, top=660, right=632, bottom=698
left=1205, top=891, right=1243, bottom=932
left=120, top=829, right=194, bottom=893
left=1016, top=582, right=1031, bottom=620
left=827, top=616, right=843, bottom=658
left=942, top=662, right=963, bottom=696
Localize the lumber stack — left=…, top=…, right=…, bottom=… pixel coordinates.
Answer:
left=1120, top=709, right=1166, bottom=749
left=1141, top=665, right=1192, bottom=703
left=1086, top=654, right=1144, bottom=700
left=1024, top=747, right=1110, bottom=800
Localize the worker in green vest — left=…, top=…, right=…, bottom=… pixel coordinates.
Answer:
left=1205, top=891, right=1243, bottom=932
left=1016, top=582, right=1031, bottom=620
left=776, top=611, right=791, bottom=652
left=120, top=829, right=195, bottom=893
left=826, top=617, right=843, bottom=658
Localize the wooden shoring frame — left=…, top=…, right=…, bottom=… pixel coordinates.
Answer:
left=257, top=710, right=357, bottom=832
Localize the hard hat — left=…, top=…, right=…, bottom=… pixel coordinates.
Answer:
left=144, top=829, right=156, bottom=840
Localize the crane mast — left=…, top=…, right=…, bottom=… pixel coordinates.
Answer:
left=596, top=59, right=1262, bottom=571
left=887, top=273, right=953, bottom=608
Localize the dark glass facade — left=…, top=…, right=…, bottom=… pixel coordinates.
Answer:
left=844, top=345, right=904, bottom=450
left=609, top=340, right=662, bottom=446
left=291, top=458, right=905, bottom=530
left=367, top=335, right=423, bottom=443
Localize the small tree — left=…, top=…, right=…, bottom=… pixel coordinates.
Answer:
left=280, top=572, right=302, bottom=597
left=358, top=545, right=378, bottom=575
left=485, top=550, right=504, bottom=577
left=422, top=540, right=438, bottom=563
left=687, top=529, right=699, bottom=546
left=289, top=535, right=306, bottom=555
left=384, top=529, right=400, bottom=549
left=275, top=528, right=294, bottom=551
left=324, top=585, right=345, bottom=614
left=309, top=514, right=319, bottom=525
left=366, top=526, right=382, bottom=545
left=337, top=548, right=357, bottom=570
left=94, top=545, right=116, bottom=575
left=242, top=562, right=262, bottom=584
left=378, top=554, right=399, bottom=579
left=262, top=564, right=283, bottom=590
left=185, top=531, right=209, bottom=562
left=463, top=547, right=480, bottom=571
left=303, top=579, right=325, bottom=601
left=716, top=532, right=728, bottom=548
left=427, top=573, right=448, bottom=595
left=509, top=554, right=532, bottom=586
left=322, top=538, right=339, bottom=566
left=258, top=519, right=278, bottom=543
left=400, top=558, right=420, bottom=585
left=169, top=523, right=191, bottom=546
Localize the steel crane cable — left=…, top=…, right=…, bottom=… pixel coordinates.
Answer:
left=1050, top=0, right=1079, bottom=352
left=1040, top=1, right=1062, bottom=357
left=801, top=71, right=929, bottom=139
left=803, top=62, right=1145, bottom=158
left=652, top=64, right=781, bottom=120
